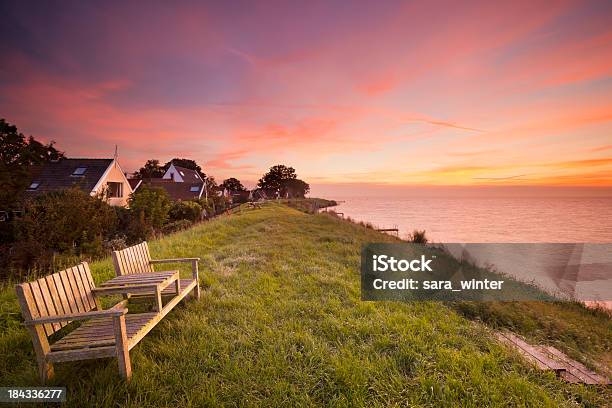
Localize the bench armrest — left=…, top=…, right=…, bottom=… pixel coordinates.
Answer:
left=149, top=258, right=200, bottom=264
left=24, top=308, right=127, bottom=326
left=150, top=258, right=200, bottom=282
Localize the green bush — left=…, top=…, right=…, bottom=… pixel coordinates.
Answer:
left=169, top=200, right=202, bottom=222
left=128, top=185, right=171, bottom=230
left=11, top=187, right=117, bottom=269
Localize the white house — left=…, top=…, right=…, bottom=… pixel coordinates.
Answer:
left=162, top=163, right=203, bottom=183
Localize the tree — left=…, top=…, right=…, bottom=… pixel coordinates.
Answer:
left=128, top=186, right=171, bottom=230
left=283, top=178, right=310, bottom=198
left=0, top=119, right=64, bottom=209
left=14, top=187, right=117, bottom=266
left=169, top=201, right=202, bottom=222
left=257, top=165, right=297, bottom=194
left=134, top=159, right=165, bottom=179
left=220, top=177, right=246, bottom=193
left=163, top=158, right=206, bottom=179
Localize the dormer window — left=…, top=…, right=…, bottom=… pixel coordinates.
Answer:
left=72, top=166, right=87, bottom=176
left=179, top=171, right=185, bottom=176
left=28, top=182, right=40, bottom=190
left=190, top=186, right=200, bottom=192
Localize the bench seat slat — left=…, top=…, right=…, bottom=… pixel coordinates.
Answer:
left=50, top=313, right=157, bottom=351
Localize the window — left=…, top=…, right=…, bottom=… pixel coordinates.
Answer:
left=179, top=171, right=185, bottom=176
left=72, top=166, right=87, bottom=176
left=28, top=182, right=40, bottom=190
left=190, top=185, right=200, bottom=192
left=107, top=182, right=123, bottom=198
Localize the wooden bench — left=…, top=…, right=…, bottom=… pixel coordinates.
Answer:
left=111, top=242, right=201, bottom=300
left=15, top=262, right=161, bottom=382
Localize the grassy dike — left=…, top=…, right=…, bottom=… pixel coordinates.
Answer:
left=0, top=202, right=610, bottom=407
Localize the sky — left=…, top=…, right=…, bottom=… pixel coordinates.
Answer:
left=1, top=0, right=612, bottom=195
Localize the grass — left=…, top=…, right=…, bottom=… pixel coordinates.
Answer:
left=0, top=203, right=609, bottom=407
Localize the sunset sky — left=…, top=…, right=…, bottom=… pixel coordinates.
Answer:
left=1, top=0, right=612, bottom=193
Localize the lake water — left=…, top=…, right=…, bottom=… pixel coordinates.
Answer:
left=329, top=196, right=612, bottom=243
left=328, top=196, right=612, bottom=304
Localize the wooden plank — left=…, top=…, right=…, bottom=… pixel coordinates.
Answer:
left=104, top=273, right=174, bottom=282
left=125, top=249, right=136, bottom=274
left=47, top=346, right=116, bottom=363
left=112, top=250, right=123, bottom=276
left=117, top=250, right=127, bottom=275
left=73, top=265, right=94, bottom=312
left=71, top=265, right=93, bottom=312
left=37, top=277, right=62, bottom=333
left=133, top=246, right=143, bottom=272
left=65, top=267, right=87, bottom=313
left=155, top=287, right=163, bottom=312
left=15, top=283, right=54, bottom=382
left=25, top=309, right=126, bottom=326
left=28, top=281, right=54, bottom=337
left=129, top=279, right=195, bottom=298
left=143, top=242, right=154, bottom=272
left=542, top=346, right=610, bottom=385
left=72, top=265, right=91, bottom=312
left=116, top=251, right=127, bottom=275
left=77, top=263, right=97, bottom=310
left=124, top=250, right=135, bottom=274
left=128, top=246, right=139, bottom=273
left=92, top=285, right=159, bottom=296
left=139, top=243, right=152, bottom=272
left=49, top=275, right=69, bottom=327
left=113, top=314, right=132, bottom=380
left=192, top=260, right=200, bottom=300
left=52, top=339, right=116, bottom=351
left=128, top=281, right=196, bottom=350
left=81, top=263, right=101, bottom=310
left=497, top=332, right=565, bottom=371
left=58, top=270, right=78, bottom=314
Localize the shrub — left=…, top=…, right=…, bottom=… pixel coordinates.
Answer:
left=128, top=185, right=171, bottom=230
left=169, top=200, right=202, bottom=222
left=103, top=235, right=128, bottom=252
left=408, top=229, right=428, bottom=244
left=13, top=187, right=118, bottom=268
left=114, top=206, right=153, bottom=244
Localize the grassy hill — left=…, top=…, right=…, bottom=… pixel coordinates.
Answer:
left=0, top=203, right=609, bottom=407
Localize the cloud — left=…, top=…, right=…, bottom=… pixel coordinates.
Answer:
left=1, top=0, right=611, bottom=186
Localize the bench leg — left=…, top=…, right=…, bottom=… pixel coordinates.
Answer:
left=26, top=325, right=54, bottom=383
left=192, top=260, right=201, bottom=300
left=113, top=315, right=132, bottom=381
left=38, top=360, right=54, bottom=384
left=155, top=287, right=163, bottom=312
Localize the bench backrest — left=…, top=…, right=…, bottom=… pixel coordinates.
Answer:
left=15, top=262, right=98, bottom=337
left=112, top=242, right=154, bottom=276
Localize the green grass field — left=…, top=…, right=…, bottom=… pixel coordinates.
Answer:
left=0, top=202, right=610, bottom=407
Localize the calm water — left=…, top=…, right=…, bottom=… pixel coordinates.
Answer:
left=329, top=196, right=612, bottom=304
left=329, top=196, right=612, bottom=243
